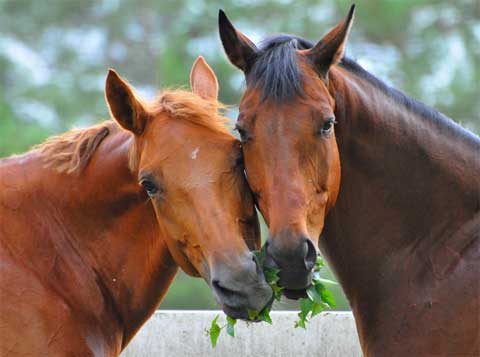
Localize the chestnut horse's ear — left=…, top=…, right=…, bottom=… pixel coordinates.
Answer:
left=190, top=56, right=219, bottom=100
left=305, top=4, right=355, bottom=77
left=218, top=9, right=258, bottom=72
left=105, top=69, right=146, bottom=135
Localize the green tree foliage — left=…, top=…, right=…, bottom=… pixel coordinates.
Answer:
left=1, top=0, right=478, bottom=310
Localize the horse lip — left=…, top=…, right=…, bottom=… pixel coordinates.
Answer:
left=283, top=288, right=308, bottom=300
left=278, top=269, right=312, bottom=290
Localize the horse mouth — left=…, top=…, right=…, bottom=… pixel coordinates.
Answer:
left=283, top=288, right=308, bottom=300
left=219, top=304, right=246, bottom=320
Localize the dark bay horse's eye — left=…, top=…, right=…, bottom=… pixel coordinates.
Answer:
left=140, top=179, right=159, bottom=197
left=320, top=117, right=337, bottom=135
left=234, top=123, right=249, bottom=144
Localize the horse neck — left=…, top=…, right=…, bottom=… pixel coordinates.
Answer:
left=322, top=66, right=480, bottom=334
left=1, top=128, right=177, bottom=351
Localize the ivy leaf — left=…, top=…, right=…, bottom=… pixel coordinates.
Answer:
left=247, top=308, right=259, bottom=321
left=295, top=298, right=314, bottom=328
left=311, top=302, right=326, bottom=317
left=264, top=267, right=280, bottom=284
left=209, top=315, right=221, bottom=347
left=300, top=297, right=315, bottom=315
left=314, top=256, right=325, bottom=271
left=294, top=317, right=306, bottom=329
left=306, top=285, right=323, bottom=305
left=271, top=284, right=284, bottom=301
left=317, top=283, right=336, bottom=308
left=259, top=307, right=272, bottom=324
left=226, top=316, right=236, bottom=337
left=315, top=277, right=338, bottom=286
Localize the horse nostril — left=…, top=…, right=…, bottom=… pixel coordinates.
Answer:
left=304, top=238, right=317, bottom=271
left=264, top=241, right=279, bottom=271
left=212, top=279, right=238, bottom=300
left=251, top=252, right=268, bottom=281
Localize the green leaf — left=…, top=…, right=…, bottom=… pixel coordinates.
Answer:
left=271, top=284, right=284, bottom=301
left=264, top=267, right=280, bottom=284
left=294, top=316, right=306, bottom=329
left=314, top=277, right=338, bottom=286
left=317, top=283, right=336, bottom=308
left=299, top=298, right=315, bottom=315
left=311, top=302, right=326, bottom=317
left=314, top=256, right=325, bottom=271
left=306, top=285, right=323, bottom=304
left=259, top=307, right=272, bottom=324
left=247, top=308, right=259, bottom=321
left=295, top=308, right=308, bottom=329
left=209, top=315, right=221, bottom=347
left=226, top=316, right=236, bottom=337
left=295, top=298, right=315, bottom=328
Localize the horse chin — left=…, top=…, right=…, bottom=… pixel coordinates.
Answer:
left=220, top=304, right=249, bottom=320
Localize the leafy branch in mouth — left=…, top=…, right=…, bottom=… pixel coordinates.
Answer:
left=295, top=257, right=337, bottom=329
left=207, top=246, right=337, bottom=347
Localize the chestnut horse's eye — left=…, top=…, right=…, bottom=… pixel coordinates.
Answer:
left=140, top=179, right=159, bottom=197
left=234, top=123, right=249, bottom=144
left=320, top=117, right=337, bottom=135
left=234, top=152, right=245, bottom=169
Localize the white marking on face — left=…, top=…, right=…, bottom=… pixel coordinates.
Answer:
left=191, top=147, right=200, bottom=160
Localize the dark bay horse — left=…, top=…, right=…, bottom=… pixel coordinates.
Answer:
left=219, top=6, right=480, bottom=356
left=0, top=57, right=271, bottom=356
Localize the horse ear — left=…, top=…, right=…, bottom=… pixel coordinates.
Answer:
left=218, top=9, right=258, bottom=72
left=306, top=4, right=355, bottom=77
left=190, top=56, right=219, bottom=100
left=105, top=69, right=146, bottom=135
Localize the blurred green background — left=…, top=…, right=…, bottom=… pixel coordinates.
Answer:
left=1, top=0, right=478, bottom=311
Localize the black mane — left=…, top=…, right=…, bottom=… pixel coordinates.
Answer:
left=247, top=34, right=479, bottom=146
left=248, top=34, right=313, bottom=102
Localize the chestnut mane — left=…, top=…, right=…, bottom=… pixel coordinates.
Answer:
left=35, top=89, right=231, bottom=174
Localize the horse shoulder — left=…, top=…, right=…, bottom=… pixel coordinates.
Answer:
left=0, top=244, right=111, bottom=356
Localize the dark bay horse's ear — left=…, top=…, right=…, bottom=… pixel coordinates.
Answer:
left=305, top=4, right=355, bottom=77
left=190, top=56, right=219, bottom=100
left=105, top=69, right=146, bottom=135
left=218, top=9, right=258, bottom=72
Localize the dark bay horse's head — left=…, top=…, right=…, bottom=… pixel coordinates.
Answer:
left=219, top=6, right=355, bottom=294
left=104, top=57, right=272, bottom=318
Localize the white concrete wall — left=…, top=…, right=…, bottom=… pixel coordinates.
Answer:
left=121, top=311, right=362, bottom=357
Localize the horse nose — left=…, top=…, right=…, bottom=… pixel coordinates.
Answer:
left=265, top=235, right=317, bottom=269
left=211, top=253, right=272, bottom=319
left=265, top=235, right=317, bottom=290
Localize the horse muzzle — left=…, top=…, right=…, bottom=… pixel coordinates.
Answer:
left=264, top=234, right=317, bottom=293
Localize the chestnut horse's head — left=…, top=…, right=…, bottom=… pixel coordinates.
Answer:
left=219, top=7, right=355, bottom=294
left=104, top=57, right=271, bottom=318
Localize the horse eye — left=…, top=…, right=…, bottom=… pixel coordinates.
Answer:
left=235, top=124, right=249, bottom=144
left=140, top=179, right=159, bottom=196
left=320, top=117, right=336, bottom=135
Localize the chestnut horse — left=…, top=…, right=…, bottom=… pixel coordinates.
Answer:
left=219, top=6, right=480, bottom=356
left=0, top=57, right=271, bottom=356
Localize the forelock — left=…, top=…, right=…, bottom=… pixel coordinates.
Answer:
left=248, top=34, right=313, bottom=102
